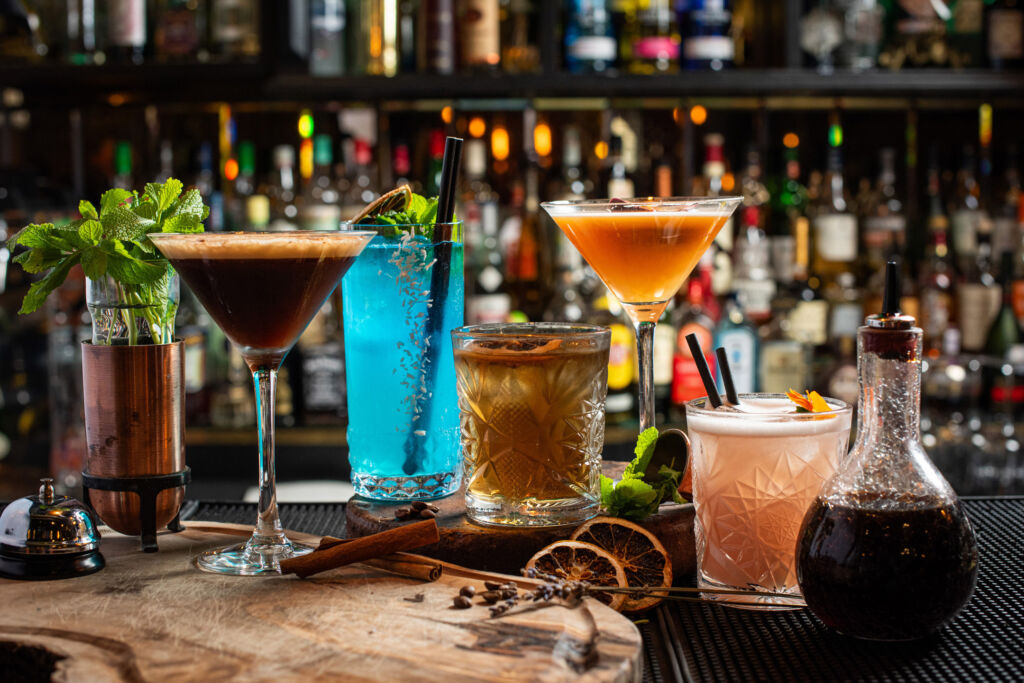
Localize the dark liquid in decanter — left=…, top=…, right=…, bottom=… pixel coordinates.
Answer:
left=797, top=494, right=978, bottom=641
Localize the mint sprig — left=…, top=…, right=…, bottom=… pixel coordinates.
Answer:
left=600, top=427, right=686, bottom=521
left=7, top=178, right=208, bottom=344
left=358, top=192, right=444, bottom=238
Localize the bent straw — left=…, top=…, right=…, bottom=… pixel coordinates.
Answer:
left=402, top=136, right=463, bottom=476
left=685, top=332, right=721, bottom=409
left=715, top=347, right=740, bottom=406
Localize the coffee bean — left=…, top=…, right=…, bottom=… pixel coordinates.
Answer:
left=395, top=508, right=411, bottom=520
left=459, top=585, right=475, bottom=598
left=480, top=591, right=501, bottom=604
left=419, top=509, right=437, bottom=519
left=484, top=581, right=503, bottom=591
left=411, top=501, right=428, bottom=511
left=453, top=596, right=472, bottom=609
left=429, top=505, right=440, bottom=513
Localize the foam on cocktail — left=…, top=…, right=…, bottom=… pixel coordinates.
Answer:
left=686, top=398, right=848, bottom=437
left=150, top=232, right=370, bottom=260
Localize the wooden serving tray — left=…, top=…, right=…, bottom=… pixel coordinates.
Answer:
left=347, top=461, right=697, bottom=579
left=0, top=523, right=642, bottom=682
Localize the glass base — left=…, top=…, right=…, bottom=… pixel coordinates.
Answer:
left=466, top=493, right=599, bottom=528
left=698, top=575, right=805, bottom=611
left=195, top=536, right=314, bottom=576
left=351, top=470, right=460, bottom=501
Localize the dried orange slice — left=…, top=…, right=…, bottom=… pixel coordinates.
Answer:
left=525, top=540, right=628, bottom=611
left=571, top=517, right=673, bottom=612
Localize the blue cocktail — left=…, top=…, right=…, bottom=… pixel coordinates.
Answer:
left=343, top=223, right=464, bottom=500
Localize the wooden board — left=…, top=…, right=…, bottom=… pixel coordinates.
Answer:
left=0, top=524, right=642, bottom=683
left=347, top=461, right=696, bottom=579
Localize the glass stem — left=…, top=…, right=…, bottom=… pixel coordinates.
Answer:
left=634, top=320, right=656, bottom=432
left=252, top=368, right=285, bottom=545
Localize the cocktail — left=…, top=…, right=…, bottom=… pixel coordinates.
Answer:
left=685, top=393, right=852, bottom=607
left=149, top=231, right=374, bottom=575
left=453, top=323, right=611, bottom=526
left=542, top=197, right=741, bottom=431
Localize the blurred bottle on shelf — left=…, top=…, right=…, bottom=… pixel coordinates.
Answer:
left=985, top=250, right=1023, bottom=358
left=154, top=0, right=207, bottom=62
left=679, top=0, right=733, bottom=71
left=501, top=0, right=539, bottom=72
left=811, top=146, right=858, bottom=287
left=606, top=134, right=635, bottom=199
left=458, top=0, right=500, bottom=71
left=949, top=0, right=985, bottom=67
left=194, top=141, right=225, bottom=232
left=878, top=0, right=951, bottom=69
left=398, top=0, right=417, bottom=72
left=419, top=0, right=455, bottom=73
left=919, top=163, right=957, bottom=356
left=671, top=277, right=714, bottom=412
left=986, top=0, right=1024, bottom=69
left=177, top=287, right=209, bottom=423
left=785, top=216, right=829, bottom=350
left=345, top=0, right=370, bottom=74
left=833, top=0, right=883, bottom=71
left=225, top=140, right=255, bottom=232
left=340, top=138, right=378, bottom=218
left=714, top=292, right=758, bottom=393
left=112, top=140, right=133, bottom=189
left=621, top=0, right=679, bottom=74
left=267, top=145, right=299, bottom=231
left=310, top=0, right=346, bottom=76
left=210, top=0, right=260, bottom=59
left=652, top=302, right=676, bottom=423
left=462, top=139, right=509, bottom=324
left=60, top=0, right=102, bottom=65
left=593, top=290, right=636, bottom=424
left=565, top=0, right=617, bottom=73
left=107, top=0, right=146, bottom=64
left=299, top=134, right=342, bottom=230
left=0, top=0, right=45, bottom=62
left=772, top=144, right=809, bottom=232
left=699, top=132, right=734, bottom=296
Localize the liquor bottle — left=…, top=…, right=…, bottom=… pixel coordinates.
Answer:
left=458, top=0, right=500, bottom=70
left=949, top=0, right=985, bottom=67
left=985, top=250, right=1023, bottom=358
left=510, top=165, right=545, bottom=320
left=64, top=0, right=101, bottom=64
left=367, top=0, right=400, bottom=76
left=210, top=0, right=260, bottom=58
left=112, top=141, right=132, bottom=189
left=310, top=0, right=346, bottom=76
left=210, top=347, right=255, bottom=428
left=701, top=133, right=734, bottom=296
left=822, top=333, right=859, bottom=409
left=397, top=0, right=417, bottom=71
left=426, top=130, right=446, bottom=197
left=786, top=217, right=829, bottom=349
left=226, top=140, right=256, bottom=232
left=345, top=0, right=370, bottom=74
left=919, top=189, right=956, bottom=356
left=267, top=145, right=299, bottom=231
left=773, top=145, right=808, bottom=231
left=176, top=287, right=209, bottom=422
left=107, top=0, right=146, bottom=64
left=731, top=219, right=774, bottom=327
left=544, top=229, right=588, bottom=324
left=835, top=0, right=884, bottom=71
left=622, top=0, right=679, bottom=73
left=986, top=0, right=1024, bottom=69
left=565, top=0, right=617, bottom=73
left=950, top=146, right=985, bottom=274
left=714, top=293, right=759, bottom=393
left=501, top=0, right=539, bottom=72
left=959, top=216, right=1001, bottom=353
left=861, top=148, right=908, bottom=317
left=299, top=135, right=342, bottom=231
left=811, top=146, right=858, bottom=287
left=0, top=1, right=41, bottom=62
left=419, top=0, right=455, bottom=73
left=558, top=125, right=593, bottom=199
left=680, top=0, right=733, bottom=71
left=606, top=135, right=635, bottom=199
left=652, top=302, right=676, bottom=423
left=154, top=0, right=206, bottom=61
left=671, top=277, right=715, bottom=411
left=296, top=298, right=347, bottom=425
left=462, top=139, right=509, bottom=324
left=194, top=142, right=225, bottom=232
left=992, top=145, right=1021, bottom=259
left=593, top=291, right=636, bottom=424
left=340, top=138, right=378, bottom=218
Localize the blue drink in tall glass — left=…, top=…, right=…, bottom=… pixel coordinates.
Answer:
left=343, top=225, right=464, bottom=500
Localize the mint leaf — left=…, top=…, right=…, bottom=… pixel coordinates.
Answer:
left=160, top=213, right=203, bottom=234
left=78, top=220, right=102, bottom=244
left=79, top=200, right=98, bottom=220
left=105, top=240, right=166, bottom=285
left=80, top=247, right=108, bottom=280
left=407, top=193, right=429, bottom=220
left=624, top=427, right=660, bottom=479
left=600, top=475, right=615, bottom=505
left=604, top=477, right=659, bottom=521
left=19, top=254, right=80, bottom=314
left=100, top=188, right=133, bottom=215
left=157, top=178, right=183, bottom=212
left=101, top=207, right=155, bottom=241
left=166, top=188, right=205, bottom=222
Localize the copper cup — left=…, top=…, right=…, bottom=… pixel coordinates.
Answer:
left=82, top=341, right=185, bottom=535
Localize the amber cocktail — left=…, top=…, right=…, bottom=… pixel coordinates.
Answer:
left=150, top=231, right=374, bottom=575
left=542, top=198, right=740, bottom=431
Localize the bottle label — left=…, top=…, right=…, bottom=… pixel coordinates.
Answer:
left=183, top=333, right=206, bottom=393
left=716, top=329, right=756, bottom=393
left=633, top=37, right=680, bottom=60
left=958, top=283, right=1002, bottom=351
left=303, top=347, right=346, bottom=412
left=829, top=302, right=863, bottom=339
left=684, top=36, right=733, bottom=61
left=921, top=289, right=954, bottom=340
left=467, top=293, right=511, bottom=324
left=460, top=0, right=500, bottom=66
left=863, top=215, right=906, bottom=234
left=989, top=10, right=1024, bottom=59
left=568, top=36, right=617, bottom=62
left=653, top=322, right=676, bottom=387
left=733, top=278, right=776, bottom=320
left=759, top=341, right=807, bottom=394
left=951, top=209, right=980, bottom=256
left=827, top=363, right=859, bottom=407
left=813, top=213, right=857, bottom=262
left=212, top=0, right=257, bottom=43
left=607, top=323, right=635, bottom=390
left=109, top=0, right=146, bottom=47
left=788, top=299, right=828, bottom=346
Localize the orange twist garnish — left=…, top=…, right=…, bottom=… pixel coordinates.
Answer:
left=788, top=388, right=832, bottom=413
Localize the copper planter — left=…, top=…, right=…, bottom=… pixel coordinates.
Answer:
left=82, top=341, right=185, bottom=535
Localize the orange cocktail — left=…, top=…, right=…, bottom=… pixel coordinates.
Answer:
left=541, top=198, right=740, bottom=432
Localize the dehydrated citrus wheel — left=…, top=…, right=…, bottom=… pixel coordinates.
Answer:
left=525, top=540, right=628, bottom=611
left=571, top=516, right=673, bottom=612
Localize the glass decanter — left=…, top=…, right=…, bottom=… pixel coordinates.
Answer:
left=796, top=262, right=978, bottom=641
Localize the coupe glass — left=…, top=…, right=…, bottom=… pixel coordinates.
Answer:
left=541, top=197, right=741, bottom=431
left=149, top=231, right=374, bottom=575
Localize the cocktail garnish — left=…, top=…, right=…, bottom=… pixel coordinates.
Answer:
left=787, top=389, right=831, bottom=413
left=600, top=427, right=685, bottom=521
left=355, top=187, right=453, bottom=240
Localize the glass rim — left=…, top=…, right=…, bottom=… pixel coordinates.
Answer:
left=540, top=196, right=742, bottom=210
left=148, top=230, right=378, bottom=240
left=452, top=322, right=610, bottom=340
left=684, top=392, right=852, bottom=419
left=341, top=220, right=463, bottom=228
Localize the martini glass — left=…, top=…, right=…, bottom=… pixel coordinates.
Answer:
left=541, top=197, right=741, bottom=432
left=149, top=230, right=374, bottom=575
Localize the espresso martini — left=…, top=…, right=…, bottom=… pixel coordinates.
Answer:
left=150, top=230, right=374, bottom=575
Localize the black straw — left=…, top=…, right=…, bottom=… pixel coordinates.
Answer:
left=715, top=347, right=740, bottom=406
left=686, top=333, right=722, bottom=409
left=882, top=259, right=901, bottom=316
left=402, top=136, right=463, bottom=476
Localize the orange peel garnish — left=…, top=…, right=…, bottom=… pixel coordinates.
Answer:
left=788, top=388, right=831, bottom=413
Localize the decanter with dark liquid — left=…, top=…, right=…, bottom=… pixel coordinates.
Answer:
left=796, top=263, right=979, bottom=641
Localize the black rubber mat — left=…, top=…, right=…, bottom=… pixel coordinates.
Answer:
left=122, top=497, right=1024, bottom=682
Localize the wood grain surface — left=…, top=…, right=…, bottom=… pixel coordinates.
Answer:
left=0, top=524, right=642, bottom=682
left=347, top=461, right=697, bottom=579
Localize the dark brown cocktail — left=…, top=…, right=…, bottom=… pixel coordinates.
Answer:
left=149, top=230, right=374, bottom=575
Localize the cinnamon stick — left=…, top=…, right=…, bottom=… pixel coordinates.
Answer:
left=315, top=536, right=442, bottom=582
left=279, top=519, right=440, bottom=579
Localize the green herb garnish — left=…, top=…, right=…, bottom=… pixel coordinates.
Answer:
left=357, top=192, right=445, bottom=238
left=7, top=178, right=208, bottom=344
left=600, top=427, right=686, bottom=521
